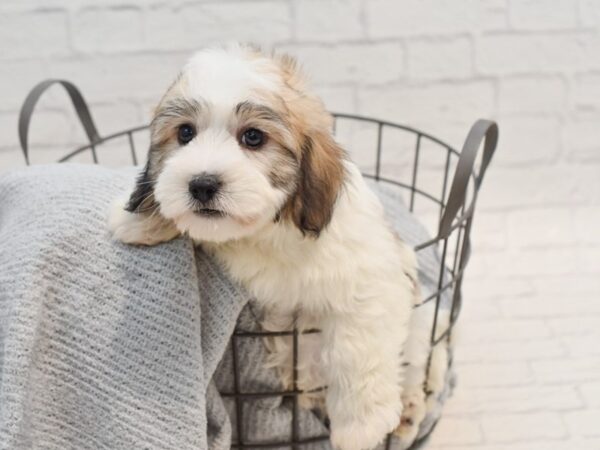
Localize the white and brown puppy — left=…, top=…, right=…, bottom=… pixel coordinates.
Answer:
left=109, top=45, right=426, bottom=450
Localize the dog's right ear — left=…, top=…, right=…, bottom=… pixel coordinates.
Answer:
left=125, top=160, right=156, bottom=213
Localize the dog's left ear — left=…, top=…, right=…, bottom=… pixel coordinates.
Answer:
left=285, top=129, right=345, bottom=237
left=125, top=160, right=157, bottom=213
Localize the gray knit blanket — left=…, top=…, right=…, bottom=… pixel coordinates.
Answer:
left=0, top=164, right=452, bottom=450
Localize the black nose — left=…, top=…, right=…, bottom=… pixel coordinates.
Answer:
left=188, top=174, right=222, bottom=203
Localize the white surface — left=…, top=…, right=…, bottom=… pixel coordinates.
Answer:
left=0, top=1, right=599, bottom=448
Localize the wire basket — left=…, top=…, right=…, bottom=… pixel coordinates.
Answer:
left=18, top=80, right=498, bottom=450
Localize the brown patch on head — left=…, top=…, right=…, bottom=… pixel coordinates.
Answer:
left=267, top=52, right=346, bottom=236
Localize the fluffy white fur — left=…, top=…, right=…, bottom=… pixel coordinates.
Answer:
left=108, top=45, right=448, bottom=450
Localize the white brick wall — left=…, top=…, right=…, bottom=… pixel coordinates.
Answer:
left=1, top=0, right=599, bottom=448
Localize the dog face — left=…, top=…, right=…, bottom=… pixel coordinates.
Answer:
left=126, top=45, right=345, bottom=243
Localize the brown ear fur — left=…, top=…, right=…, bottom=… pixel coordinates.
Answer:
left=284, top=129, right=345, bottom=237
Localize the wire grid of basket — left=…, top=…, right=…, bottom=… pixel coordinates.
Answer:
left=18, top=80, right=498, bottom=450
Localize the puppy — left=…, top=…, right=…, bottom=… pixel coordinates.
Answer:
left=109, top=44, right=427, bottom=450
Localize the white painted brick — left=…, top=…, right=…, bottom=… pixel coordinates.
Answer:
left=407, top=37, right=473, bottom=81
left=508, top=207, right=575, bottom=248
left=580, top=0, right=600, bottom=27
left=547, top=316, right=600, bottom=337
left=294, top=0, right=364, bottom=42
left=144, top=5, right=187, bottom=51
left=562, top=334, right=600, bottom=358
left=47, top=53, right=189, bottom=103
left=490, top=247, right=578, bottom=277
left=532, top=358, right=600, bottom=384
left=531, top=274, right=600, bottom=296
left=72, top=7, right=144, bottom=53
left=461, top=318, right=551, bottom=343
left=563, top=113, right=600, bottom=162
left=278, top=42, right=404, bottom=85
left=314, top=86, right=356, bottom=113
left=457, top=339, right=566, bottom=363
left=444, top=385, right=583, bottom=415
left=479, top=165, right=600, bottom=210
left=498, top=76, right=566, bottom=114
left=580, top=382, right=600, bottom=408
left=509, top=0, right=578, bottom=30
left=0, top=10, right=69, bottom=60
left=470, top=211, right=509, bottom=250
left=427, top=417, right=484, bottom=446
left=358, top=81, right=495, bottom=139
left=574, top=207, right=600, bottom=244
left=496, top=116, right=561, bottom=166
left=183, top=1, right=292, bottom=46
left=365, top=0, right=506, bottom=38
left=0, top=60, right=49, bottom=111
left=572, top=73, right=600, bottom=111
left=578, top=246, right=600, bottom=274
left=477, top=34, right=585, bottom=75
left=459, top=361, right=534, bottom=388
left=565, top=410, right=600, bottom=437
left=481, top=412, right=567, bottom=442
left=500, top=295, right=600, bottom=319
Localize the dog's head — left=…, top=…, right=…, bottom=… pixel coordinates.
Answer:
left=126, top=45, right=345, bottom=243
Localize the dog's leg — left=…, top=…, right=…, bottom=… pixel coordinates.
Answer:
left=323, top=301, right=410, bottom=450
left=108, top=197, right=180, bottom=245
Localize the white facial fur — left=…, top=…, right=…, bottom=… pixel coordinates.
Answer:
left=152, top=46, right=294, bottom=243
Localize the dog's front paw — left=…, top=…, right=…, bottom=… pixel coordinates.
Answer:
left=394, top=387, right=426, bottom=448
left=330, top=401, right=401, bottom=450
left=107, top=198, right=179, bottom=246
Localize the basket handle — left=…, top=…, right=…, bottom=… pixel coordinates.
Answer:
left=438, top=119, right=498, bottom=238
left=19, top=79, right=100, bottom=165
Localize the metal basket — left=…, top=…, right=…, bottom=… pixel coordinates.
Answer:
left=18, top=80, right=498, bottom=450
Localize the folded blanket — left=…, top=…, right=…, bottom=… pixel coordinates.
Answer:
left=0, top=164, right=452, bottom=450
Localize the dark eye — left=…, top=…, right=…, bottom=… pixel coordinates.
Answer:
left=241, top=128, right=265, bottom=149
left=178, top=123, right=196, bottom=145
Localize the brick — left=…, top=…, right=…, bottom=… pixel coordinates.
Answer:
left=532, top=357, right=600, bottom=384
left=547, top=316, right=600, bottom=336
left=481, top=412, right=567, bottom=442
left=73, top=7, right=144, bottom=53
left=427, top=417, right=483, bottom=446
left=491, top=247, right=578, bottom=277
left=294, top=0, right=364, bottom=42
left=580, top=382, right=600, bottom=408
left=500, top=295, right=600, bottom=319
left=365, top=0, right=506, bottom=38
left=314, top=86, right=356, bottom=114
left=574, top=207, right=600, bottom=244
left=0, top=10, right=69, bottom=60
left=562, top=334, right=600, bottom=358
left=47, top=53, right=189, bottom=103
left=183, top=1, right=292, bottom=46
left=0, top=60, right=49, bottom=111
left=495, top=116, right=561, bottom=166
left=572, top=73, right=600, bottom=110
left=445, top=385, right=583, bottom=415
left=278, top=42, right=404, bottom=85
left=508, top=208, right=575, bottom=248
left=144, top=5, right=187, bottom=51
left=456, top=339, right=566, bottom=363
left=358, top=81, right=495, bottom=139
left=578, top=247, right=600, bottom=274
left=563, top=113, right=600, bottom=162
left=498, top=76, right=566, bottom=114
left=565, top=410, right=600, bottom=437
left=461, top=319, right=551, bottom=343
left=509, top=0, right=578, bottom=30
left=459, top=361, right=534, bottom=388
left=477, top=34, right=585, bottom=75
left=479, top=165, right=600, bottom=210
left=407, top=37, right=473, bottom=81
